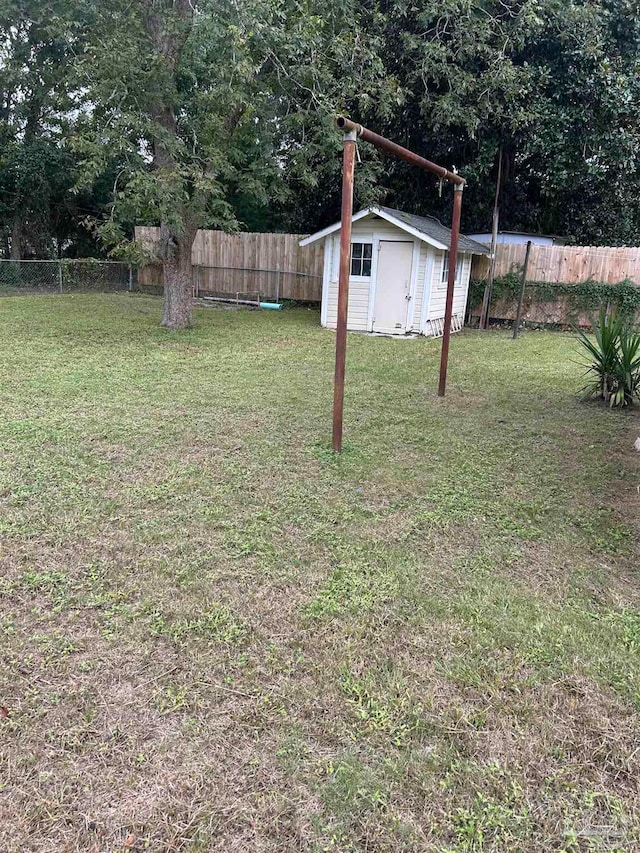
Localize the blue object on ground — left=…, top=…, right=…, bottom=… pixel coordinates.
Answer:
left=260, top=302, right=282, bottom=310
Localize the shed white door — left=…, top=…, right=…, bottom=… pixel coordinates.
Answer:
left=373, top=241, right=413, bottom=334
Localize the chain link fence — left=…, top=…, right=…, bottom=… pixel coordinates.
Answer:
left=0, top=259, right=136, bottom=295
left=0, top=258, right=323, bottom=305
left=193, top=265, right=321, bottom=304
left=468, top=277, right=640, bottom=331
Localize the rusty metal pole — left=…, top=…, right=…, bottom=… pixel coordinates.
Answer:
left=336, top=116, right=464, bottom=186
left=438, top=183, right=464, bottom=397
left=332, top=130, right=357, bottom=452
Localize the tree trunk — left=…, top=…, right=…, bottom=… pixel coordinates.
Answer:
left=141, top=1, right=199, bottom=330
left=162, top=242, right=193, bottom=328
left=159, top=225, right=195, bottom=329
left=10, top=217, right=22, bottom=260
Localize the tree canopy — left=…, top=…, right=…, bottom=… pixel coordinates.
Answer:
left=1, top=0, right=639, bottom=321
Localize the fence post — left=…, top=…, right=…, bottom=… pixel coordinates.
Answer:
left=58, top=260, right=63, bottom=294
left=128, top=263, right=133, bottom=292
left=275, top=264, right=280, bottom=303
left=512, top=240, right=532, bottom=340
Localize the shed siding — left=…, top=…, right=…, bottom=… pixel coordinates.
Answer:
left=325, top=281, right=370, bottom=330
left=410, top=244, right=429, bottom=330
left=425, top=252, right=472, bottom=323
left=352, top=220, right=408, bottom=240
left=325, top=222, right=420, bottom=332
left=325, top=231, right=368, bottom=330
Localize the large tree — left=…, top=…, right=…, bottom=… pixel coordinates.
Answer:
left=73, top=0, right=393, bottom=328
left=73, top=0, right=206, bottom=326
left=0, top=0, right=87, bottom=258
left=275, top=0, right=640, bottom=244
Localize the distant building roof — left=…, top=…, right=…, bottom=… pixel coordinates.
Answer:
left=300, top=206, right=490, bottom=255
left=467, top=231, right=564, bottom=246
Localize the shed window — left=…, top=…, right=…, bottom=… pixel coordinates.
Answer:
left=440, top=252, right=463, bottom=288
left=350, top=242, right=373, bottom=277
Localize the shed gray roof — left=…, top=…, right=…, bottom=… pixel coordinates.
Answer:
left=299, top=205, right=490, bottom=254
left=377, top=207, right=490, bottom=255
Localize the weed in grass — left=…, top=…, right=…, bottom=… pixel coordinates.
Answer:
left=95, top=600, right=139, bottom=637
left=149, top=603, right=247, bottom=646
left=303, top=559, right=401, bottom=619
left=19, top=569, right=69, bottom=593
left=573, top=508, right=633, bottom=555
left=315, top=752, right=428, bottom=851
left=596, top=608, right=640, bottom=652
left=0, top=616, right=15, bottom=637
left=275, top=727, right=311, bottom=771
left=17, top=569, right=73, bottom=611
left=340, top=669, right=431, bottom=747
left=311, top=439, right=361, bottom=464
left=449, top=789, right=532, bottom=851
left=317, top=755, right=390, bottom=840
left=152, top=683, right=189, bottom=714
left=29, top=632, right=79, bottom=666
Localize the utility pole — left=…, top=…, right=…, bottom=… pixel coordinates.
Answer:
left=479, top=146, right=503, bottom=329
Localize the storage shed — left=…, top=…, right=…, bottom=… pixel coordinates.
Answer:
left=300, top=206, right=489, bottom=337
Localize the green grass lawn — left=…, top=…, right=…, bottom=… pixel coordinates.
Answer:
left=1, top=294, right=639, bottom=852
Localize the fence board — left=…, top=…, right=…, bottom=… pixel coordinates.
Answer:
left=471, top=241, right=640, bottom=286
left=135, top=226, right=324, bottom=301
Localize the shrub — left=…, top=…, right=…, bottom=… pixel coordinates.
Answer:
left=578, top=309, right=640, bottom=407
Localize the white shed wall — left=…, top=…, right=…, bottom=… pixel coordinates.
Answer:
left=324, top=230, right=372, bottom=331
left=320, top=216, right=475, bottom=337
left=324, top=219, right=422, bottom=332
left=421, top=251, right=471, bottom=335
left=408, top=243, right=430, bottom=330
left=351, top=219, right=413, bottom=242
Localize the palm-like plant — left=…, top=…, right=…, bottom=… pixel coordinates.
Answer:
left=614, top=325, right=640, bottom=406
left=578, top=309, right=640, bottom=407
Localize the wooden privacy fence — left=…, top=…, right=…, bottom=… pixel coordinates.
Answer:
left=135, top=227, right=324, bottom=301
left=471, top=243, right=640, bottom=284
left=471, top=242, right=640, bottom=326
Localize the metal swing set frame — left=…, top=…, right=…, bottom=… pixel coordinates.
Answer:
left=331, top=116, right=466, bottom=452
